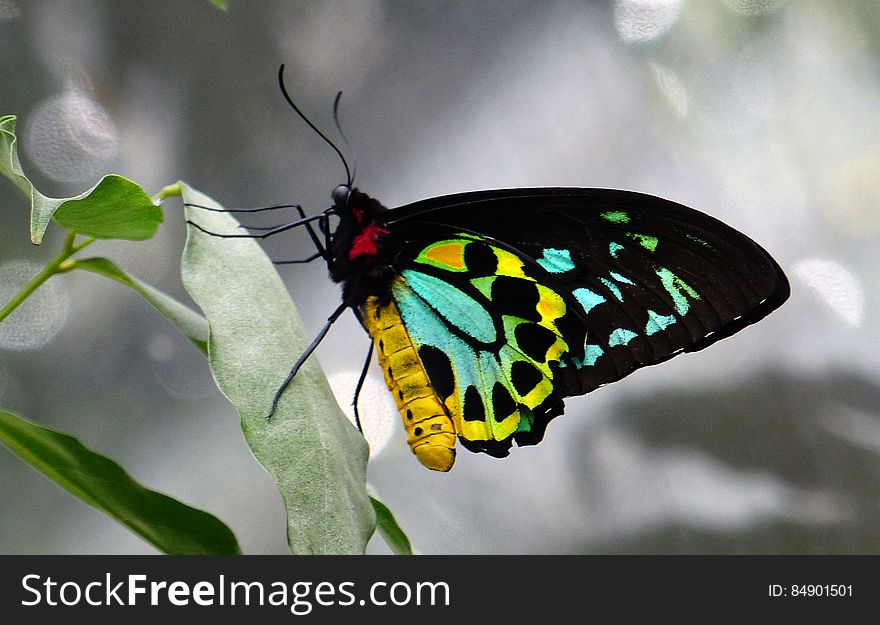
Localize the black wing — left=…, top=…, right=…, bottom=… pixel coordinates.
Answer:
left=386, top=188, right=789, bottom=397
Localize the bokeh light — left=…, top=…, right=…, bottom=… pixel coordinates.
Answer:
left=649, top=61, right=689, bottom=118
left=793, top=258, right=865, bottom=327
left=24, top=89, right=119, bottom=184
left=326, top=368, right=396, bottom=458
left=614, top=0, right=682, bottom=43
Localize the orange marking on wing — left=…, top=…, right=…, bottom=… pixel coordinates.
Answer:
left=423, top=242, right=467, bottom=270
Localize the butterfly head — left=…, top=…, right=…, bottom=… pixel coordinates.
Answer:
left=327, top=186, right=393, bottom=301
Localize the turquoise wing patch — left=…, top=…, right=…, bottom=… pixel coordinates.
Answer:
left=390, top=235, right=583, bottom=456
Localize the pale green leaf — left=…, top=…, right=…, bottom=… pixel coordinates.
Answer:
left=179, top=182, right=375, bottom=554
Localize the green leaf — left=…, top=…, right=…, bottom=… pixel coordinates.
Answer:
left=370, top=492, right=413, bottom=555
left=72, top=256, right=209, bottom=355
left=179, top=183, right=375, bottom=554
left=0, top=115, right=162, bottom=244
left=52, top=175, right=163, bottom=241
left=209, top=0, right=228, bottom=9
left=0, top=408, right=241, bottom=555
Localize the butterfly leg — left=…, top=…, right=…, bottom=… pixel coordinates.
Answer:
left=267, top=302, right=348, bottom=419
left=295, top=204, right=328, bottom=258
left=273, top=252, right=324, bottom=265
left=351, top=341, right=374, bottom=433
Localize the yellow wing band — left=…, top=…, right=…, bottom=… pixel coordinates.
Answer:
left=362, top=295, right=458, bottom=471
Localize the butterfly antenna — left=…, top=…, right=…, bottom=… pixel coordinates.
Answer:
left=278, top=64, right=353, bottom=187
left=332, top=91, right=358, bottom=185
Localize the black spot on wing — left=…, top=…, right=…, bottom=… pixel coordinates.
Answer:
left=491, top=382, right=517, bottom=423
left=418, top=344, right=455, bottom=401
left=462, top=385, right=485, bottom=422
left=490, top=277, right=541, bottom=321
left=510, top=360, right=543, bottom=397
left=514, top=323, right=557, bottom=362
left=463, top=241, right=498, bottom=276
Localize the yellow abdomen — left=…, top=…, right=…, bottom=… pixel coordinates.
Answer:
left=361, top=295, right=457, bottom=471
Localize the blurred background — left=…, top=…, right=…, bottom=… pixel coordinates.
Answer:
left=1, top=0, right=878, bottom=554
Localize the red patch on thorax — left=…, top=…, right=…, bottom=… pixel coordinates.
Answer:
left=349, top=223, right=389, bottom=260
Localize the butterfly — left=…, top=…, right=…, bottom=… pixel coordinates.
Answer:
left=188, top=66, right=790, bottom=472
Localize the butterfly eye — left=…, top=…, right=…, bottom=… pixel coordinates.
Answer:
left=332, top=184, right=351, bottom=208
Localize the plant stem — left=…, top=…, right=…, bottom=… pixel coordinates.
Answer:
left=0, top=231, right=95, bottom=322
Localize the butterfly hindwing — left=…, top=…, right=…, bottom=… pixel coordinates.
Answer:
left=370, top=231, right=585, bottom=463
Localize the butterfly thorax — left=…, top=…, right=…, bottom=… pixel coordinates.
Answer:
left=328, top=186, right=399, bottom=306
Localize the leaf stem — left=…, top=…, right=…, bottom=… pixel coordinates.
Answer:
left=0, top=231, right=96, bottom=322
left=155, top=182, right=182, bottom=202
